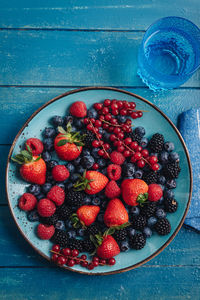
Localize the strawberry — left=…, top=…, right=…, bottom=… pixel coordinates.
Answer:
left=96, top=235, right=120, bottom=259
left=37, top=198, right=56, bottom=217
left=69, top=101, right=87, bottom=118
left=121, top=179, right=148, bottom=206
left=47, top=186, right=65, bottom=206
left=18, top=193, right=37, bottom=211
left=11, top=145, right=46, bottom=185
left=148, top=184, right=163, bottom=202
left=52, top=165, right=69, bottom=181
left=104, top=198, right=129, bottom=227
left=37, top=224, right=55, bottom=240
left=75, top=205, right=100, bottom=226
left=54, top=123, right=85, bottom=161
left=26, top=138, right=44, bottom=155
left=74, top=170, right=108, bottom=195
left=105, top=181, right=121, bottom=199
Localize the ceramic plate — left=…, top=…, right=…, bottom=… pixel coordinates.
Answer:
left=6, top=87, right=192, bottom=275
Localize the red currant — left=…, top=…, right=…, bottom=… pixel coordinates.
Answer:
left=110, top=134, right=117, bottom=141
left=111, top=99, right=117, bottom=105
left=51, top=254, right=59, bottom=262
left=87, top=124, right=93, bottom=131
left=130, top=141, right=138, bottom=150
left=84, top=118, right=89, bottom=125
left=137, top=159, right=145, bottom=168
left=134, top=152, right=142, bottom=160
left=103, top=152, right=109, bottom=159
left=131, top=112, right=138, bottom=119
left=94, top=103, right=103, bottom=110
left=71, top=249, right=79, bottom=257
left=149, top=155, right=158, bottom=165
left=113, top=127, right=121, bottom=134
left=104, top=99, right=111, bottom=106
left=130, top=102, right=136, bottom=109
left=104, top=143, right=110, bottom=150
left=108, top=258, right=116, bottom=265
left=99, top=115, right=105, bottom=121
left=98, top=149, right=104, bottom=156
left=120, top=109, right=127, bottom=116
left=102, top=123, right=109, bottom=130
left=57, top=256, right=67, bottom=266
left=124, top=137, right=132, bottom=145
left=105, top=113, right=112, bottom=121
left=87, top=263, right=94, bottom=270
left=110, top=118, right=118, bottom=125
left=52, top=244, right=60, bottom=252
left=92, top=261, right=99, bottom=267
left=67, top=259, right=75, bottom=267
left=108, top=126, right=114, bottom=133
left=122, top=101, right=130, bottom=108
left=141, top=149, right=149, bottom=157
left=92, top=256, right=99, bottom=262
left=131, top=156, right=137, bottom=163
left=125, top=119, right=132, bottom=125
left=117, top=145, right=125, bottom=153
left=92, top=163, right=99, bottom=170
left=117, top=132, right=124, bottom=140
left=123, top=150, right=131, bottom=157
left=92, top=140, right=100, bottom=148
left=94, top=120, right=102, bottom=127
left=136, top=146, right=142, bottom=152
left=112, top=109, right=119, bottom=116
left=81, top=261, right=88, bottom=268
left=98, top=134, right=102, bottom=139
left=151, top=163, right=159, bottom=171
left=102, top=107, right=109, bottom=115
left=93, top=127, right=99, bottom=134
left=137, top=111, right=143, bottom=118
left=80, top=255, right=87, bottom=260
left=118, top=101, right=123, bottom=108
left=99, top=259, right=106, bottom=265
left=90, top=118, right=95, bottom=124
left=113, top=140, right=118, bottom=147
left=111, top=103, right=118, bottom=110
left=61, top=248, right=71, bottom=256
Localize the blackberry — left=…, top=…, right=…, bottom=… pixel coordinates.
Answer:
left=149, top=133, right=164, bottom=153
left=40, top=213, right=59, bottom=226
left=130, top=233, right=146, bottom=250
left=113, top=228, right=127, bottom=242
left=51, top=229, right=69, bottom=247
left=66, top=189, right=84, bottom=207
left=132, top=215, right=147, bottom=230
left=86, top=224, right=101, bottom=237
left=163, top=162, right=181, bottom=179
left=83, top=239, right=96, bottom=253
left=56, top=204, right=72, bottom=220
left=155, top=218, right=171, bottom=235
left=83, top=130, right=96, bottom=149
left=164, top=198, right=178, bottom=213
left=126, top=132, right=142, bottom=144
left=142, top=170, right=158, bottom=184
left=68, top=238, right=84, bottom=252
left=141, top=202, right=157, bottom=218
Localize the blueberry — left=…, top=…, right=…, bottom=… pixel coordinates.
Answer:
left=83, top=196, right=91, bottom=205
left=73, top=156, right=81, bottom=166
left=77, top=166, right=85, bottom=174
left=92, top=148, right=100, bottom=158
left=164, top=142, right=175, bottom=152
left=135, top=170, right=143, bottom=179
left=77, top=228, right=86, bottom=237
left=43, top=138, right=54, bottom=151
left=122, top=163, right=135, bottom=177
left=46, top=173, right=54, bottom=183
left=65, top=220, right=73, bottom=228
left=117, top=115, right=126, bottom=123
left=101, top=168, right=107, bottom=176
left=82, top=149, right=91, bottom=156
left=97, top=158, right=106, bottom=168
left=127, top=227, right=136, bottom=238
left=143, top=227, right=152, bottom=238
left=55, top=220, right=66, bottom=231
left=37, top=193, right=45, bottom=200
left=88, top=108, right=98, bottom=119
left=70, top=173, right=79, bottom=183
left=130, top=206, right=140, bottom=216
left=47, top=160, right=58, bottom=169
left=169, top=152, right=180, bottom=162
left=164, top=189, right=174, bottom=199
left=102, top=131, right=110, bottom=142
left=65, top=182, right=74, bottom=190
left=81, top=155, right=95, bottom=169
left=156, top=208, right=166, bottom=219
left=67, top=230, right=76, bottom=238
left=27, top=210, right=39, bottom=222
left=42, top=183, right=52, bottom=194
left=28, top=184, right=41, bottom=196
left=42, top=151, right=52, bottom=162
left=73, top=118, right=84, bottom=129
left=158, top=196, right=164, bottom=205
left=158, top=175, right=166, bottom=185
left=52, top=115, right=63, bottom=126
left=166, top=179, right=176, bottom=189
left=56, top=183, right=65, bottom=190
left=44, top=127, right=56, bottom=138
left=92, top=198, right=101, bottom=206
left=120, top=241, right=130, bottom=252
left=66, top=163, right=75, bottom=174
left=135, top=126, right=145, bottom=137
left=63, top=115, right=73, bottom=125
left=159, top=151, right=169, bottom=164
left=97, top=213, right=104, bottom=223
left=140, top=137, right=148, bottom=148
left=147, top=216, right=157, bottom=227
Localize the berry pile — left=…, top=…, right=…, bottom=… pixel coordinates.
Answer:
left=12, top=99, right=181, bottom=270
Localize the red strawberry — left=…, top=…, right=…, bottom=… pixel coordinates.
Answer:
left=69, top=101, right=87, bottom=118
left=18, top=193, right=37, bottom=211
left=52, top=165, right=69, bottom=181
left=74, top=170, right=108, bottom=195
left=11, top=146, right=46, bottom=185
left=121, top=179, right=148, bottom=206
left=26, top=138, right=44, bottom=155
left=54, top=123, right=84, bottom=161
left=104, top=198, right=128, bottom=227
left=110, top=151, right=125, bottom=165
left=96, top=235, right=120, bottom=259
left=105, top=181, right=121, bottom=199
left=148, top=184, right=163, bottom=202
left=47, top=186, right=65, bottom=206
left=37, top=198, right=56, bottom=217
left=37, top=224, right=55, bottom=240
left=107, top=164, right=121, bottom=180
left=76, top=205, right=100, bottom=226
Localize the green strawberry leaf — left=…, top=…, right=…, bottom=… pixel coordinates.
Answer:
left=21, top=150, right=32, bottom=161
left=57, top=126, right=67, bottom=135
left=57, top=139, right=68, bottom=146
left=11, top=156, right=24, bottom=164
left=90, top=234, right=99, bottom=248
left=104, top=227, right=116, bottom=236
left=113, top=222, right=131, bottom=230
left=66, top=122, right=72, bottom=132
left=26, top=144, right=32, bottom=154
left=34, top=156, right=41, bottom=162
left=137, top=193, right=148, bottom=206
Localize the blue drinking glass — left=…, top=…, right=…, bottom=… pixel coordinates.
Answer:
left=138, top=17, right=200, bottom=90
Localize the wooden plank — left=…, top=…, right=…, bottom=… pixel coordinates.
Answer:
left=0, top=266, right=199, bottom=300
left=0, top=31, right=200, bottom=87
left=0, top=207, right=199, bottom=267
left=0, top=145, right=10, bottom=204
left=0, top=0, right=199, bottom=30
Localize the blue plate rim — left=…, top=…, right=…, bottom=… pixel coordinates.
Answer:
left=5, top=86, right=193, bottom=275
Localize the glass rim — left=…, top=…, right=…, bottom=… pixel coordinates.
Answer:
left=141, top=16, right=200, bottom=78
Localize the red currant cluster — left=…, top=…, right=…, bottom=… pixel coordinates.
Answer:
left=51, top=244, right=116, bottom=270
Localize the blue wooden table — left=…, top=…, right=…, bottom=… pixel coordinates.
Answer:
left=0, top=1, right=200, bottom=299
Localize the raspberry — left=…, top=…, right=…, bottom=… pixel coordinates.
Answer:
left=110, top=151, right=125, bottom=165
left=148, top=184, right=163, bottom=202
left=37, top=198, right=56, bottom=217
left=26, top=138, right=44, bottom=155
left=105, top=180, right=121, bottom=199
left=18, top=193, right=37, bottom=211
left=47, top=186, right=65, bottom=206
left=37, top=224, right=55, bottom=240
left=69, top=101, right=87, bottom=118
left=52, top=165, right=70, bottom=182
left=107, top=164, right=121, bottom=180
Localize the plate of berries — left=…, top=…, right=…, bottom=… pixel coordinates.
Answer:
left=6, top=87, right=192, bottom=275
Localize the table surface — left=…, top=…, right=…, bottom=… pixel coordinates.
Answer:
left=0, top=1, right=200, bottom=299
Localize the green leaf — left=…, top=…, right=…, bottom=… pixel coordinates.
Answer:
left=57, top=139, right=68, bottom=146
left=34, top=156, right=41, bottom=162
left=26, top=144, right=32, bottom=154
left=21, top=150, right=32, bottom=161
left=11, top=157, right=24, bottom=164
left=90, top=234, right=99, bottom=248
left=66, top=122, right=72, bottom=132
left=76, top=142, right=84, bottom=146
left=57, top=126, right=67, bottom=135
left=114, top=222, right=131, bottom=230
left=137, top=193, right=149, bottom=206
